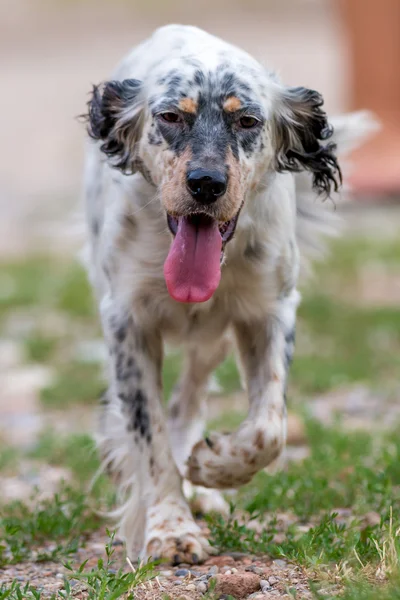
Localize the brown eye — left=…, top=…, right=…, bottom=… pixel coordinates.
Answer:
left=160, top=112, right=181, bottom=123
left=239, top=116, right=259, bottom=129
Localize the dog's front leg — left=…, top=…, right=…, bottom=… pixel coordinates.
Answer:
left=186, top=289, right=299, bottom=489
left=99, top=297, right=213, bottom=564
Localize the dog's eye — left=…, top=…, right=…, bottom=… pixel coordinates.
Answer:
left=239, top=116, right=259, bottom=129
left=159, top=112, right=182, bottom=124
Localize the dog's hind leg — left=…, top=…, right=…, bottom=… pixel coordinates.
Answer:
left=186, top=289, right=299, bottom=489
left=98, top=296, right=214, bottom=564
left=167, top=338, right=231, bottom=515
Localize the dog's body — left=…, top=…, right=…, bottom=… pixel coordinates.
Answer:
left=83, top=24, right=371, bottom=563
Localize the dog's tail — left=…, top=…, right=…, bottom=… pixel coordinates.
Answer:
left=295, top=110, right=378, bottom=264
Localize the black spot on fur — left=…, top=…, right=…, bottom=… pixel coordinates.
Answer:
left=169, top=404, right=180, bottom=419
left=284, top=326, right=296, bottom=370
left=115, top=351, right=141, bottom=382
left=91, top=218, right=100, bottom=236
left=274, top=87, right=342, bottom=197
left=123, top=389, right=151, bottom=440
left=244, top=241, right=264, bottom=262
left=148, top=131, right=162, bottom=146
left=115, top=324, right=127, bottom=343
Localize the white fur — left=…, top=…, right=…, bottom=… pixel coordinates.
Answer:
left=83, top=24, right=374, bottom=563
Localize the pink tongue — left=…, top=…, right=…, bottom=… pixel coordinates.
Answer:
left=164, top=216, right=222, bottom=303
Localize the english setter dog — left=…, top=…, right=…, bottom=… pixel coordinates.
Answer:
left=83, top=24, right=371, bottom=564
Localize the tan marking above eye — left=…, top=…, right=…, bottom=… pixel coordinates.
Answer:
left=223, top=96, right=242, bottom=113
left=178, top=97, right=198, bottom=114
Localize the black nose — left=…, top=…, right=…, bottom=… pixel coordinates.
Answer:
left=186, top=169, right=227, bottom=204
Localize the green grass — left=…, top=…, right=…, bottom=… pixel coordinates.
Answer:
left=0, top=258, right=95, bottom=323
left=1, top=236, right=400, bottom=597
left=0, top=484, right=101, bottom=567
left=206, top=416, right=400, bottom=596
left=40, top=361, right=104, bottom=408
left=0, top=531, right=155, bottom=600
left=0, top=444, right=19, bottom=474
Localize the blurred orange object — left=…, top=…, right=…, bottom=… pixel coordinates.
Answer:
left=340, top=0, right=400, bottom=197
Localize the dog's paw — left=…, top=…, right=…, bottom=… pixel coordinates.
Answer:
left=186, top=423, right=284, bottom=489
left=183, top=480, right=230, bottom=516
left=142, top=495, right=215, bottom=564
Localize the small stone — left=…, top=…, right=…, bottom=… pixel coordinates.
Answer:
left=111, top=538, right=124, bottom=546
left=173, top=580, right=183, bottom=586
left=175, top=568, right=190, bottom=577
left=222, top=551, right=247, bottom=561
left=215, top=573, right=260, bottom=599
left=55, top=573, right=64, bottom=579
left=208, top=565, right=219, bottom=575
left=196, top=581, right=208, bottom=593
left=248, top=594, right=266, bottom=600
left=223, top=569, right=232, bottom=575
left=273, top=559, right=287, bottom=568
left=245, top=565, right=265, bottom=575
left=260, top=579, right=271, bottom=592
left=206, top=555, right=236, bottom=567
left=189, top=569, right=202, bottom=577
left=231, top=567, right=238, bottom=574
left=185, top=583, right=196, bottom=591
left=268, top=576, right=279, bottom=585
left=160, top=570, right=173, bottom=577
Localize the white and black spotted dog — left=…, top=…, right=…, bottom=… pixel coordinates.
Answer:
left=83, top=24, right=372, bottom=564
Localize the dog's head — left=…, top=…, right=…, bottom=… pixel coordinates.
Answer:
left=85, top=37, right=341, bottom=303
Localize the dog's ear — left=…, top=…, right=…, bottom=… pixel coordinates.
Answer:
left=273, top=86, right=342, bottom=196
left=85, top=78, right=144, bottom=173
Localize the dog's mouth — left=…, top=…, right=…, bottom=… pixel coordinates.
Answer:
left=164, top=212, right=240, bottom=304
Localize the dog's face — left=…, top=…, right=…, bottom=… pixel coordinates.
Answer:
left=86, top=48, right=341, bottom=303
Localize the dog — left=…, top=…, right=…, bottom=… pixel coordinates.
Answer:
left=82, top=24, right=372, bottom=564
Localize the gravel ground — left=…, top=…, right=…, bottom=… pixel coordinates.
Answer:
left=0, top=525, right=313, bottom=599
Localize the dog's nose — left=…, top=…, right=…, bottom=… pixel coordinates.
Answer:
left=186, top=169, right=227, bottom=204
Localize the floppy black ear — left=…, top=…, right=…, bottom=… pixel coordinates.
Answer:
left=274, top=86, right=342, bottom=196
left=85, top=78, right=144, bottom=173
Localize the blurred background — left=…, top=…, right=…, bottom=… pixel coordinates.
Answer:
left=0, top=0, right=399, bottom=514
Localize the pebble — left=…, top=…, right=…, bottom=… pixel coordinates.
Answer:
left=260, top=579, right=271, bottom=592
left=245, top=565, right=265, bottom=575
left=268, top=576, right=279, bottom=585
left=175, top=568, right=190, bottom=577
left=231, top=567, right=238, bottom=574
left=55, top=573, right=64, bottom=580
left=160, top=570, right=173, bottom=577
left=206, top=555, right=236, bottom=567
left=208, top=565, right=219, bottom=575
left=215, top=572, right=260, bottom=599
left=189, top=569, right=202, bottom=577
left=173, top=580, right=183, bottom=586
left=273, top=559, right=287, bottom=568
left=223, top=569, right=232, bottom=575
left=222, top=551, right=248, bottom=560
left=186, top=583, right=196, bottom=591
left=111, top=538, right=124, bottom=546
left=196, top=581, right=208, bottom=593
